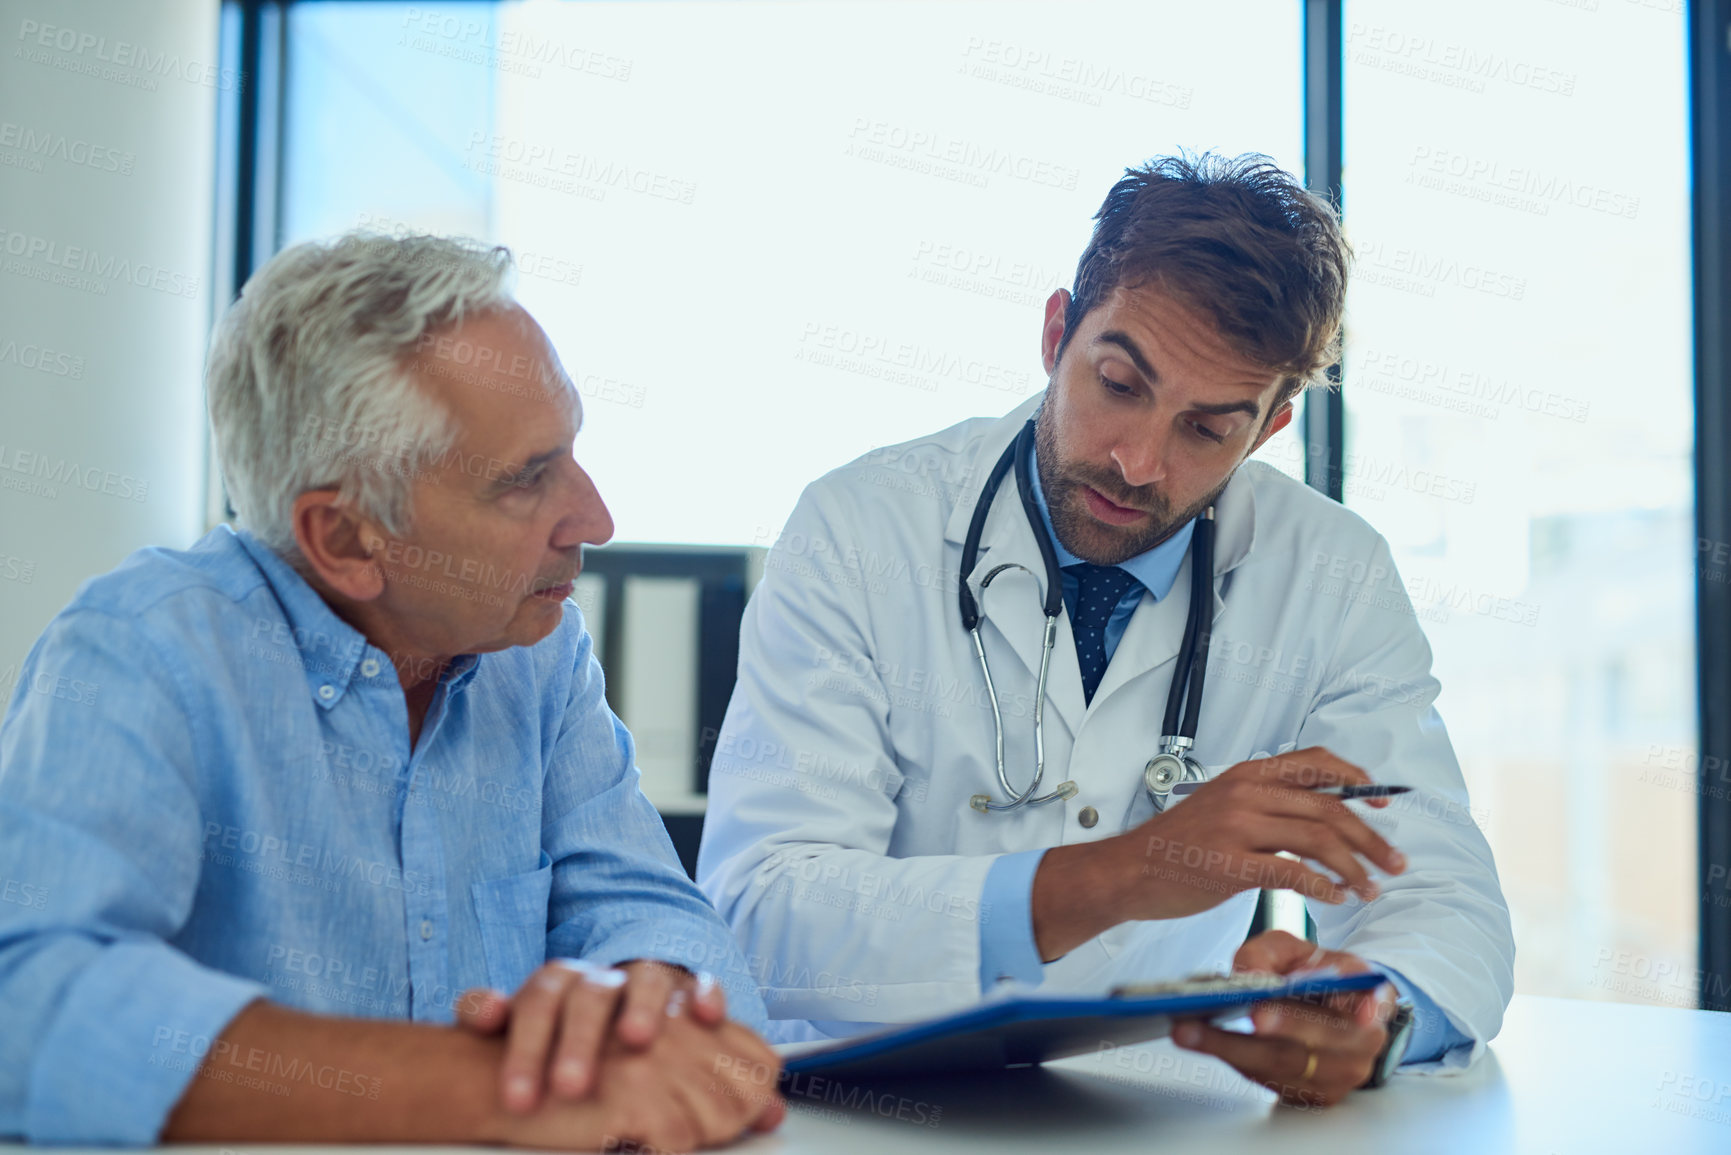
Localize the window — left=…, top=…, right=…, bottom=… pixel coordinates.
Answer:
left=264, top=0, right=1708, bottom=1004
left=282, top=0, right=1303, bottom=545
left=1341, top=0, right=1694, bottom=1004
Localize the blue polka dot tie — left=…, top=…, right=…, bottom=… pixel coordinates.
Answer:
left=1067, top=563, right=1139, bottom=705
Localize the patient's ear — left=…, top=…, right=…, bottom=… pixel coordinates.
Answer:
left=291, top=489, right=386, bottom=602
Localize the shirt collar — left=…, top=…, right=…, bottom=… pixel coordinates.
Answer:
left=229, top=527, right=481, bottom=707
left=1025, top=438, right=1196, bottom=601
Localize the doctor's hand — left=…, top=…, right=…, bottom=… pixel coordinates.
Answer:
left=1032, top=748, right=1407, bottom=961
left=456, top=958, right=729, bottom=1113
left=1172, top=930, right=1398, bottom=1108
left=1126, top=747, right=1406, bottom=921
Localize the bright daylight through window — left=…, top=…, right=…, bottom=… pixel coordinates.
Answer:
left=280, top=0, right=1695, bottom=1007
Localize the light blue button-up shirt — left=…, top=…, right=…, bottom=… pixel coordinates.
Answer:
left=976, top=448, right=1467, bottom=1064
left=0, top=526, right=766, bottom=1144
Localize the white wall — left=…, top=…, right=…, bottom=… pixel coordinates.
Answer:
left=0, top=0, right=220, bottom=682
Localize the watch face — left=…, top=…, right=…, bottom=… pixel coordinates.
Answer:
left=1373, top=1003, right=1417, bottom=1085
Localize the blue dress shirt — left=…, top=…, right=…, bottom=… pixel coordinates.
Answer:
left=975, top=448, right=1468, bottom=1065
left=0, top=526, right=766, bottom=1144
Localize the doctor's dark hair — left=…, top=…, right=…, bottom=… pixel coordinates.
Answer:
left=1060, top=152, right=1350, bottom=408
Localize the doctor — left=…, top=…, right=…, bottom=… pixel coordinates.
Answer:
left=697, top=154, right=1513, bottom=1106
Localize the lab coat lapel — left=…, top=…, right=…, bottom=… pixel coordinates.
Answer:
left=961, top=519, right=1087, bottom=740
left=945, top=393, right=1086, bottom=738
left=942, top=393, right=1044, bottom=548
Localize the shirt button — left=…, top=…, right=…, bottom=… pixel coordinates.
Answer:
left=420, top=919, right=434, bottom=941
left=1078, top=806, right=1099, bottom=829
left=361, top=658, right=380, bottom=678
left=318, top=685, right=335, bottom=701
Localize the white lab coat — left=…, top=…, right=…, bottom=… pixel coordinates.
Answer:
left=697, top=394, right=1514, bottom=1063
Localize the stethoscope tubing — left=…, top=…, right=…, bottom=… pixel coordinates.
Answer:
left=960, top=419, right=1213, bottom=815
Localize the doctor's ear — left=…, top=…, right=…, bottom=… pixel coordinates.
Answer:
left=1040, top=288, right=1071, bottom=376
left=1251, top=398, right=1295, bottom=452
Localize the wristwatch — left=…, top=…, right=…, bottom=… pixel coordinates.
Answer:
left=1360, top=1001, right=1415, bottom=1088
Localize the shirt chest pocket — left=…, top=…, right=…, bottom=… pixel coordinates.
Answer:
left=471, top=851, right=553, bottom=994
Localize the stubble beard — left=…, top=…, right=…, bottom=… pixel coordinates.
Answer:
left=1033, top=401, right=1229, bottom=566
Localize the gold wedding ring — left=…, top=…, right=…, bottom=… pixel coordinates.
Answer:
left=1299, top=1049, right=1319, bottom=1082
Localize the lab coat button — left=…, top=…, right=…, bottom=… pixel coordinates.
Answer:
left=420, top=919, right=434, bottom=941
left=1078, top=806, right=1099, bottom=829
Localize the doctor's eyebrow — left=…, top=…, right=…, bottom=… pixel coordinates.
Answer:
left=1094, top=330, right=1263, bottom=421
left=1094, top=330, right=1158, bottom=381
left=1190, top=398, right=1263, bottom=420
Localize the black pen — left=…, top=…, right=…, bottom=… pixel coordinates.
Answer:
left=1305, top=784, right=1411, bottom=799
left=1169, top=781, right=1412, bottom=799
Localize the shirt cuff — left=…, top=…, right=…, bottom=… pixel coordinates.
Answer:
left=584, top=921, right=770, bottom=1035
left=27, top=939, right=268, bottom=1144
left=977, top=849, right=1049, bottom=992
left=1382, top=965, right=1473, bottom=1065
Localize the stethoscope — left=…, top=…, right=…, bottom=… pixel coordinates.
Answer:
left=959, top=419, right=1216, bottom=815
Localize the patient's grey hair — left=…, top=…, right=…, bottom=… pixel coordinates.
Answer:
left=206, top=231, right=515, bottom=559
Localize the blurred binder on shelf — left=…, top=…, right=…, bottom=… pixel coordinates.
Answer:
left=617, top=575, right=700, bottom=805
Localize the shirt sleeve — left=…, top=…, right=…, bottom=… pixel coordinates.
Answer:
left=1382, top=965, right=1474, bottom=1067
left=538, top=611, right=769, bottom=1034
left=1296, top=535, right=1515, bottom=1069
left=0, top=609, right=267, bottom=1144
left=977, top=849, right=1048, bottom=990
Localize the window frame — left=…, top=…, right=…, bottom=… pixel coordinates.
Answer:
left=1690, top=0, right=1731, bottom=1012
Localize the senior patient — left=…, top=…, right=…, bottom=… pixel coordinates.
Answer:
left=0, top=233, right=782, bottom=1148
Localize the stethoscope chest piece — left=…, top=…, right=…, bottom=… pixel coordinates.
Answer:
left=1143, top=752, right=1192, bottom=797
left=1143, top=735, right=1204, bottom=805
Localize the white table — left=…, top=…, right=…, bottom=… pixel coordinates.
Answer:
left=13, top=995, right=1729, bottom=1153
left=726, top=994, right=1731, bottom=1154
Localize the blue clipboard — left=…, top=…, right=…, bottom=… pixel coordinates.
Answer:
left=782, top=969, right=1388, bottom=1080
